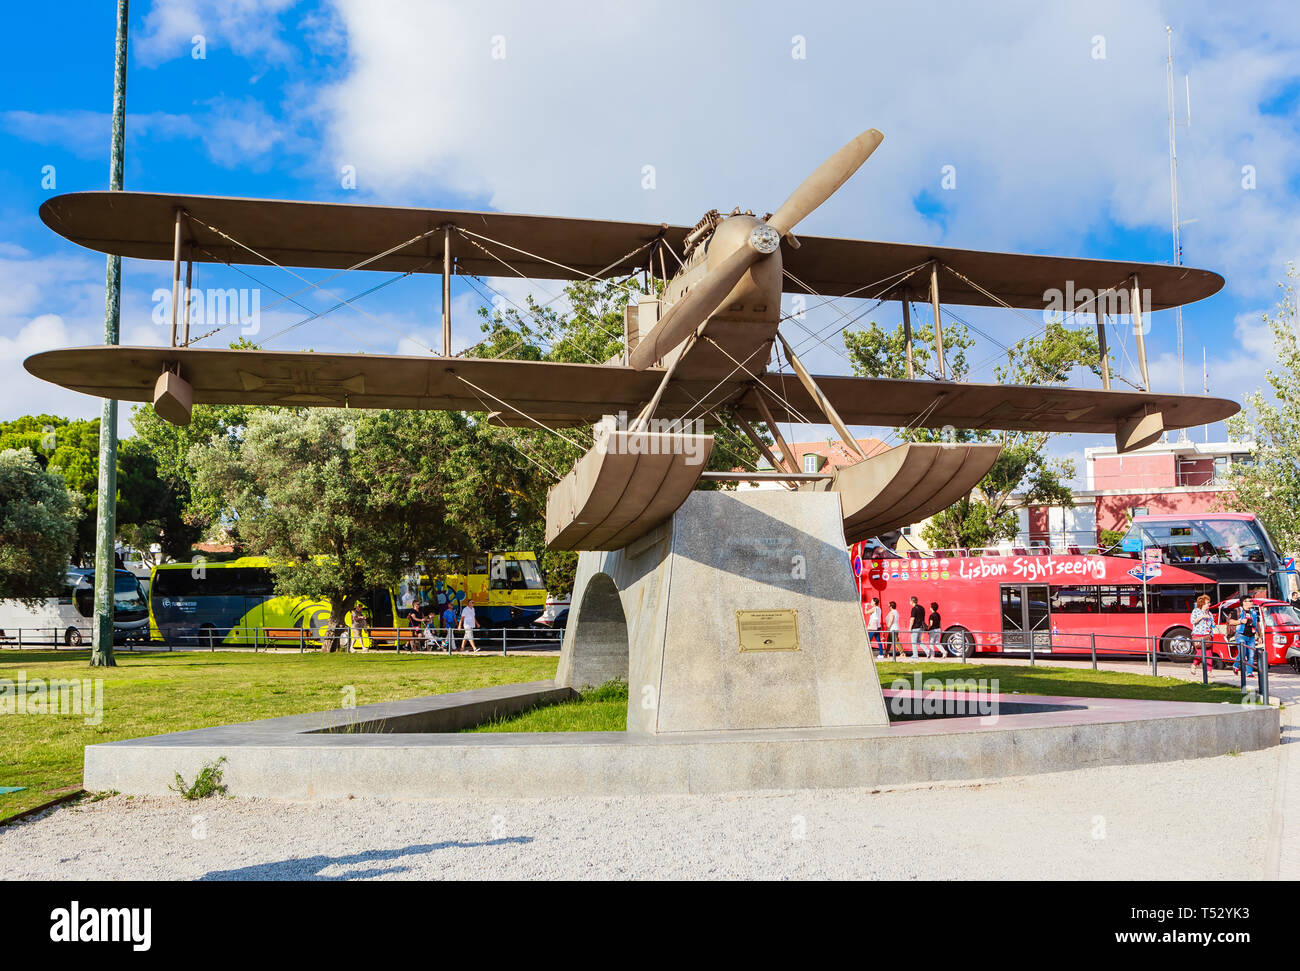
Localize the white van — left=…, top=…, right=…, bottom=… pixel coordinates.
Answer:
left=0, top=568, right=149, bottom=646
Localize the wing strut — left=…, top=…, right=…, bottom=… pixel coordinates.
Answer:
left=775, top=332, right=867, bottom=459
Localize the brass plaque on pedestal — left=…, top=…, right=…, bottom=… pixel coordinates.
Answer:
left=736, top=609, right=800, bottom=652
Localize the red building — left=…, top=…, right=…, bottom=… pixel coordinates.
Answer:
left=1018, top=440, right=1253, bottom=549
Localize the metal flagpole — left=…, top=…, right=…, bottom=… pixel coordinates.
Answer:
left=90, top=0, right=128, bottom=668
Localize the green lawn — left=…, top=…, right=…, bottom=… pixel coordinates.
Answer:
left=466, top=680, right=629, bottom=733
left=463, top=662, right=1251, bottom=734
left=0, top=649, right=556, bottom=823
left=873, top=662, right=1251, bottom=704
left=0, top=651, right=1255, bottom=823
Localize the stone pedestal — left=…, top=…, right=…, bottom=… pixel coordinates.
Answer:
left=556, top=490, right=889, bottom=734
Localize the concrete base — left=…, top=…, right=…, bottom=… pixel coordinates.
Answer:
left=556, top=489, right=889, bottom=734
left=83, top=681, right=1280, bottom=799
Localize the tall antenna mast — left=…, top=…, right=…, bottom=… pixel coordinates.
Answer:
left=1166, top=26, right=1189, bottom=441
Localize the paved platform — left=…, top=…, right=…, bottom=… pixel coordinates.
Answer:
left=83, top=680, right=1280, bottom=800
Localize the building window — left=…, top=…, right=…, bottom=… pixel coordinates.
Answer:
left=803, top=453, right=821, bottom=473
left=1131, top=506, right=1148, bottom=518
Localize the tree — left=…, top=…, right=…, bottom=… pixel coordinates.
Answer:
left=0, top=448, right=82, bottom=605
left=0, top=414, right=195, bottom=564
left=844, top=315, right=1099, bottom=549
left=0, top=416, right=100, bottom=561
left=187, top=408, right=495, bottom=649
left=1225, top=265, right=1300, bottom=553
left=128, top=401, right=255, bottom=555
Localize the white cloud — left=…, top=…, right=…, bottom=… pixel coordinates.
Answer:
left=0, top=100, right=296, bottom=169
left=136, top=0, right=298, bottom=67
left=316, top=0, right=1300, bottom=304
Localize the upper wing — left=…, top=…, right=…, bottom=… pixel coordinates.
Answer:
left=38, top=192, right=687, bottom=281
left=41, top=192, right=1222, bottom=309
left=781, top=236, right=1223, bottom=311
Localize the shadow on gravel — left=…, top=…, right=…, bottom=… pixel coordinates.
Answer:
left=199, top=836, right=534, bottom=881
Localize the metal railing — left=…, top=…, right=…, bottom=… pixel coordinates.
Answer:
left=0, top=624, right=564, bottom=655
left=870, top=628, right=1275, bottom=701
left=0, top=626, right=145, bottom=649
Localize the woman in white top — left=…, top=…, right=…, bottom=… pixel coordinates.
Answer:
left=885, top=601, right=899, bottom=660
left=1190, top=593, right=1214, bottom=671
left=460, top=602, right=479, bottom=653
left=866, top=598, right=883, bottom=658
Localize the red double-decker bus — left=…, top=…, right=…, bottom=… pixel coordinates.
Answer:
left=851, top=512, right=1298, bottom=664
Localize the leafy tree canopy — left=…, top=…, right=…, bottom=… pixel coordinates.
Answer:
left=844, top=313, right=1100, bottom=550
left=1226, top=264, right=1300, bottom=554
left=0, top=448, right=82, bottom=605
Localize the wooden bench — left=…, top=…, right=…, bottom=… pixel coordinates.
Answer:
left=367, top=627, right=425, bottom=651
left=262, top=627, right=312, bottom=650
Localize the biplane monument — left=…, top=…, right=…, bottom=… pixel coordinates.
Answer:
left=29, top=129, right=1244, bottom=746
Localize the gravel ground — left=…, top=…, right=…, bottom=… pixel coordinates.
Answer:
left=1, top=746, right=1286, bottom=880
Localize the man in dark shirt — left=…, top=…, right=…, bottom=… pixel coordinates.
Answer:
left=406, top=601, right=425, bottom=652
left=908, top=596, right=926, bottom=659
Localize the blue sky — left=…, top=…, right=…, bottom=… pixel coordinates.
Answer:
left=1, top=0, right=1298, bottom=480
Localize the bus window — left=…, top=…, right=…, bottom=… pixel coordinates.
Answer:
left=1050, top=586, right=1098, bottom=613
left=1097, top=585, right=1145, bottom=613
left=73, top=572, right=147, bottom=619
left=1195, top=519, right=1266, bottom=563
left=1151, top=584, right=1214, bottom=614
left=152, top=568, right=201, bottom=600
left=489, top=557, right=546, bottom=591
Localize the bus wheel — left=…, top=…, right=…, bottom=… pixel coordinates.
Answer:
left=1162, top=627, right=1194, bottom=658
left=199, top=624, right=218, bottom=649
left=64, top=627, right=83, bottom=646
left=944, top=627, right=974, bottom=657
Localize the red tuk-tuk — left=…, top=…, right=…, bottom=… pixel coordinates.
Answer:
left=1206, top=596, right=1300, bottom=668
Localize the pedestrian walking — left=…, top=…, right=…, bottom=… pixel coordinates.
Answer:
left=441, top=601, right=458, bottom=652
left=886, top=601, right=900, bottom=659
left=928, top=601, right=947, bottom=658
left=461, top=601, right=479, bottom=653
left=866, top=597, right=884, bottom=658
left=1233, top=595, right=1259, bottom=677
left=349, top=599, right=370, bottom=653
left=1190, top=593, right=1213, bottom=671
left=908, top=596, right=925, bottom=660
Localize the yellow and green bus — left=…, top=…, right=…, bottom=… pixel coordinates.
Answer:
left=150, top=551, right=549, bottom=646
left=402, top=551, right=548, bottom=627
left=148, top=557, right=399, bottom=648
